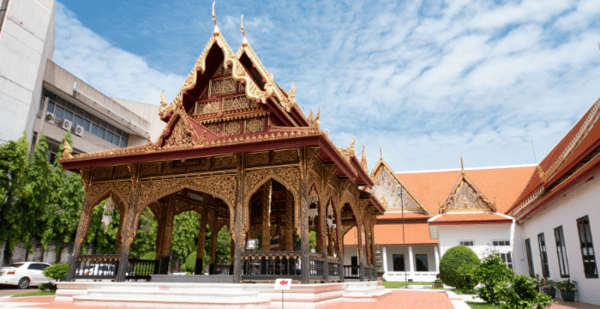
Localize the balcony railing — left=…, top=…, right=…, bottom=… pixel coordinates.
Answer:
left=241, top=251, right=301, bottom=281
left=209, top=263, right=233, bottom=275
left=73, top=254, right=120, bottom=280
left=71, top=255, right=158, bottom=281
left=126, top=259, right=160, bottom=280
left=344, top=265, right=360, bottom=280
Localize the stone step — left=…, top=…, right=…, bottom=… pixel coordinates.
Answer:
left=84, top=287, right=259, bottom=299
left=73, top=296, right=271, bottom=309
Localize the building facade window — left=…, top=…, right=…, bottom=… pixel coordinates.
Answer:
left=576, top=215, right=598, bottom=278
left=47, top=140, right=61, bottom=164
left=525, top=238, right=535, bottom=277
left=392, top=254, right=405, bottom=271
left=42, top=89, right=129, bottom=147
left=500, top=252, right=513, bottom=269
left=493, top=240, right=510, bottom=247
left=415, top=254, right=428, bottom=271
left=0, top=0, right=9, bottom=34
left=460, top=241, right=474, bottom=246
left=538, top=233, right=550, bottom=278
left=554, top=226, right=570, bottom=278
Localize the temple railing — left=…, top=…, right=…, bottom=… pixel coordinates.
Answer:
left=209, top=263, right=233, bottom=275
left=126, top=259, right=160, bottom=280
left=309, top=253, right=324, bottom=281
left=71, top=255, right=159, bottom=281
left=344, top=265, right=360, bottom=280
left=241, top=251, right=301, bottom=281
left=328, top=256, right=341, bottom=280
left=72, top=254, right=120, bottom=280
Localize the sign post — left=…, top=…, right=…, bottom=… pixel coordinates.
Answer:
left=274, top=278, right=292, bottom=309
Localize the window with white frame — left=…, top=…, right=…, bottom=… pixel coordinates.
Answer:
left=492, top=240, right=510, bottom=247
left=460, top=241, right=474, bottom=246
left=499, top=252, right=513, bottom=269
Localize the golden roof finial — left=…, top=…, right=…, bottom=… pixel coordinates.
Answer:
left=349, top=138, right=355, bottom=156
left=212, top=2, right=220, bottom=36
left=62, top=140, right=73, bottom=159
left=380, top=147, right=383, bottom=160
left=460, top=155, right=464, bottom=174
left=290, top=78, right=296, bottom=99
left=241, top=15, right=248, bottom=46
left=315, top=107, right=320, bottom=121
left=361, top=144, right=368, bottom=171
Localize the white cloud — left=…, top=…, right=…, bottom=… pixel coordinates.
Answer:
left=53, top=2, right=185, bottom=105
left=53, top=0, right=600, bottom=172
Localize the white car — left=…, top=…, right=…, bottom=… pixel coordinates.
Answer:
left=0, top=262, right=52, bottom=289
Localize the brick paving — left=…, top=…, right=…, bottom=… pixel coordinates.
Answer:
left=551, top=299, right=600, bottom=309
left=322, top=290, right=455, bottom=309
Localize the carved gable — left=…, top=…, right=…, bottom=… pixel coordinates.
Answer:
left=440, top=172, right=496, bottom=213
left=371, top=159, right=430, bottom=215
left=153, top=108, right=219, bottom=150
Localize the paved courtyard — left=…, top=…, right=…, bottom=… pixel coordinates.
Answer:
left=1, top=291, right=599, bottom=309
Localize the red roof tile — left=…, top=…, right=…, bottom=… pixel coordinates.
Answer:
left=396, top=165, right=535, bottom=215
left=509, top=98, right=600, bottom=217
left=345, top=222, right=439, bottom=246
left=429, top=213, right=513, bottom=225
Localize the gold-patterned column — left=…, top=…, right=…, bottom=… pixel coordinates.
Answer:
left=116, top=164, right=143, bottom=282
left=158, top=197, right=175, bottom=274
left=261, top=184, right=271, bottom=252
left=66, top=170, right=93, bottom=281
left=284, top=191, right=294, bottom=251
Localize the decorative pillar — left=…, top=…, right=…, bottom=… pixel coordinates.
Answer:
left=154, top=204, right=165, bottom=261
left=261, top=184, right=271, bottom=252
left=115, top=208, right=125, bottom=254
left=300, top=148, right=310, bottom=284
left=232, top=153, right=246, bottom=283
left=434, top=245, right=440, bottom=273
left=284, top=191, right=294, bottom=251
left=66, top=169, right=93, bottom=281
left=358, top=226, right=365, bottom=281
left=116, top=164, right=143, bottom=282
left=195, top=205, right=209, bottom=274
left=382, top=246, right=388, bottom=273
left=327, top=228, right=334, bottom=256
left=408, top=246, right=414, bottom=276
left=158, top=198, right=175, bottom=274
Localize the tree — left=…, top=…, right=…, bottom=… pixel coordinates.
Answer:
left=40, top=132, right=85, bottom=258
left=0, top=133, right=32, bottom=262
left=439, top=245, right=480, bottom=288
left=475, top=252, right=515, bottom=305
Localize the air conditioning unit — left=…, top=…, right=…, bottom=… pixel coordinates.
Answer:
left=73, top=124, right=84, bottom=137
left=45, top=112, right=56, bottom=123
left=61, top=119, right=73, bottom=131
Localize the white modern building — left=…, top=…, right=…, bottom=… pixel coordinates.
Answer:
left=0, top=0, right=165, bottom=266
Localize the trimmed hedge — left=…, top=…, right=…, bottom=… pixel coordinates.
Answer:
left=439, top=245, right=480, bottom=288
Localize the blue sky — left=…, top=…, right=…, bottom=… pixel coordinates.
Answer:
left=53, top=0, right=600, bottom=172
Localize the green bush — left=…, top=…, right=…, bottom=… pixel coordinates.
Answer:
left=439, top=246, right=480, bottom=287
left=140, top=252, right=156, bottom=260
left=38, top=282, right=56, bottom=292
left=500, top=274, right=553, bottom=309
left=475, top=252, right=514, bottom=305
left=184, top=251, right=198, bottom=274
left=42, top=263, right=69, bottom=281
left=456, top=262, right=479, bottom=290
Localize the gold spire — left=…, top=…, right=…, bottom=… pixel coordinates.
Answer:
left=380, top=147, right=383, bottom=160
left=349, top=138, right=355, bottom=156
left=212, top=2, right=220, bottom=35
left=360, top=144, right=368, bottom=172
left=460, top=155, right=464, bottom=174
left=290, top=79, right=296, bottom=99
left=241, top=15, right=248, bottom=46
left=62, top=140, right=73, bottom=159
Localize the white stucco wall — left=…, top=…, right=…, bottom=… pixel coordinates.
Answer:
left=0, top=0, right=54, bottom=144
left=438, top=223, right=514, bottom=260
left=518, top=172, right=600, bottom=305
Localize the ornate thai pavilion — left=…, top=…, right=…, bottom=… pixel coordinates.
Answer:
left=60, top=12, right=384, bottom=284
